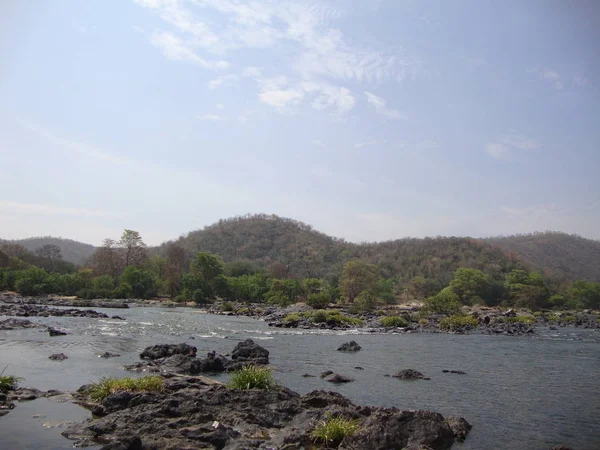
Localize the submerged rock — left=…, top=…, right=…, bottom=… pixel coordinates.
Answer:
left=64, top=378, right=466, bottom=450
left=48, top=327, right=67, bottom=336
left=49, top=353, right=68, bottom=361
left=324, top=373, right=354, bottom=383
left=442, top=370, right=466, bottom=375
left=97, top=352, right=120, bottom=358
left=337, top=340, right=362, bottom=352
left=0, top=318, right=43, bottom=330
left=392, top=369, right=430, bottom=380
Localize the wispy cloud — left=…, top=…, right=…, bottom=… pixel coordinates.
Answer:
left=208, top=74, right=238, bottom=89
left=149, top=31, right=229, bottom=69
left=22, top=121, right=131, bottom=164
left=365, top=91, right=405, bottom=119
left=354, top=139, right=386, bottom=149
left=486, top=133, right=540, bottom=160
left=311, top=139, right=326, bottom=147
left=300, top=82, right=355, bottom=114
left=0, top=200, right=113, bottom=218
left=198, top=113, right=226, bottom=121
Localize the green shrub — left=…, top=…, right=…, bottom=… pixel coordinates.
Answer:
left=87, top=376, right=164, bottom=402
left=308, top=310, right=364, bottom=327
left=15, top=267, right=51, bottom=296
left=222, top=301, right=234, bottom=312
left=505, top=316, right=536, bottom=325
left=380, top=316, right=408, bottom=328
left=228, top=365, right=276, bottom=390
left=307, top=292, right=330, bottom=309
left=311, top=413, right=360, bottom=446
left=418, top=318, right=429, bottom=326
left=236, top=307, right=250, bottom=315
left=311, top=310, right=328, bottom=323
left=283, top=312, right=302, bottom=323
left=439, top=315, right=479, bottom=331
left=548, top=314, right=560, bottom=322
left=424, top=288, right=462, bottom=315
left=562, top=315, right=577, bottom=323
left=0, top=375, right=20, bottom=393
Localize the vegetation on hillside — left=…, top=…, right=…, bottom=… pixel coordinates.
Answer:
left=0, top=237, right=96, bottom=266
left=1, top=215, right=599, bottom=311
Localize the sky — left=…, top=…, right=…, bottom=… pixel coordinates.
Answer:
left=0, top=0, right=599, bottom=246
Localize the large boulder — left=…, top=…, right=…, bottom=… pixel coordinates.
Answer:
left=324, top=373, right=354, bottom=384
left=139, top=343, right=197, bottom=360
left=445, top=416, right=472, bottom=441
left=230, top=339, right=269, bottom=365
left=340, top=409, right=455, bottom=450
left=337, top=341, right=362, bottom=352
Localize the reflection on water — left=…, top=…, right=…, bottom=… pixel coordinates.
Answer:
left=1, top=306, right=599, bottom=450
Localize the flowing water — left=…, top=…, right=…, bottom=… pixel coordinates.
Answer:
left=0, top=306, right=599, bottom=450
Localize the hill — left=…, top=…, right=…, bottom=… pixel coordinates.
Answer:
left=160, top=214, right=524, bottom=289
left=0, top=237, right=96, bottom=266
left=486, top=232, right=600, bottom=282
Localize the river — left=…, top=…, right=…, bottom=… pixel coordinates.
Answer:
left=0, top=306, right=599, bottom=450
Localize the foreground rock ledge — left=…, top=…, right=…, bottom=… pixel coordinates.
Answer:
left=64, top=375, right=470, bottom=450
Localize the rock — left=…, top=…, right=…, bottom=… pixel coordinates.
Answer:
left=230, top=339, right=269, bottom=365
left=111, top=316, right=126, bottom=321
left=64, top=380, right=465, bottom=450
left=324, top=373, right=354, bottom=383
left=337, top=340, right=362, bottom=352
left=340, top=409, right=455, bottom=450
left=392, top=369, right=429, bottom=380
left=320, top=370, right=334, bottom=378
left=354, top=366, right=364, bottom=370
left=139, top=343, right=197, bottom=360
left=97, top=352, right=120, bottom=358
left=0, top=304, right=108, bottom=319
left=446, top=416, right=472, bottom=441
left=302, top=374, right=316, bottom=377
left=442, top=370, right=466, bottom=375
left=49, top=353, right=68, bottom=361
left=548, top=447, right=573, bottom=450
left=48, top=327, right=67, bottom=336
left=0, top=318, right=43, bottom=330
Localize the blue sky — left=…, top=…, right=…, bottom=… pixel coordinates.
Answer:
left=1, top=0, right=598, bottom=246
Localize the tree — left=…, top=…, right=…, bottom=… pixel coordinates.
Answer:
left=566, top=281, right=600, bottom=309
left=119, top=230, right=147, bottom=267
left=224, top=260, right=262, bottom=277
left=165, top=243, right=186, bottom=297
left=118, top=266, right=158, bottom=299
left=265, top=279, right=304, bottom=306
left=15, top=268, right=50, bottom=296
left=184, top=252, right=226, bottom=303
left=424, top=287, right=462, bottom=315
left=448, top=268, right=489, bottom=305
left=35, top=244, right=62, bottom=271
left=339, top=260, right=379, bottom=302
left=89, top=238, right=123, bottom=279
left=504, top=270, right=550, bottom=309
left=191, top=252, right=224, bottom=283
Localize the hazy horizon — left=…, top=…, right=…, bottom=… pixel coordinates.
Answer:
left=1, top=1, right=599, bottom=245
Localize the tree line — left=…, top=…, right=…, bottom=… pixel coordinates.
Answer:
left=1, top=228, right=599, bottom=311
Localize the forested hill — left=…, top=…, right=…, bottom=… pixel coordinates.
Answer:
left=160, top=214, right=524, bottom=287
left=0, top=237, right=96, bottom=266
left=486, top=232, right=600, bottom=282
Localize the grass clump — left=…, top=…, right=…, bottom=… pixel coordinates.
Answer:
left=562, top=315, right=577, bottom=323
left=308, top=310, right=364, bottom=327
left=505, top=316, right=536, bottom=325
left=283, top=312, right=302, bottom=323
left=0, top=375, right=20, bottom=393
left=439, top=315, right=479, bottom=331
left=380, top=316, right=408, bottom=328
left=311, top=413, right=360, bottom=446
left=88, top=376, right=164, bottom=402
left=228, top=365, right=276, bottom=390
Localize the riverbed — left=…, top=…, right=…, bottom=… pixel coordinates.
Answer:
left=0, top=306, right=599, bottom=449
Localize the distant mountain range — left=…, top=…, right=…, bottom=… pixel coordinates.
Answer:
left=4, top=215, right=600, bottom=282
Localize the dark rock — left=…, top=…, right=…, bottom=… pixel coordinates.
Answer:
left=324, top=373, right=354, bottom=383
left=49, top=353, right=68, bottom=361
left=48, top=327, right=67, bottom=336
left=99, top=436, right=142, bottom=450
left=337, top=340, right=362, bottom=352
left=140, top=343, right=197, bottom=360
left=549, top=447, right=573, bottom=450
left=0, top=304, right=108, bottom=319
left=320, top=370, right=334, bottom=378
left=0, top=318, right=43, bottom=330
left=446, top=416, right=472, bottom=441
left=354, top=366, right=364, bottom=370
left=392, top=369, right=428, bottom=380
left=302, top=374, right=316, bottom=377
left=230, top=339, right=269, bottom=365
left=442, top=370, right=466, bottom=375
left=97, top=352, right=120, bottom=358
left=111, top=316, right=126, bottom=321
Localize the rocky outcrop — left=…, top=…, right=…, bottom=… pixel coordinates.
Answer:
left=392, top=369, right=430, bottom=380
left=0, top=318, right=43, bottom=330
left=49, top=353, right=68, bottom=360
left=0, top=293, right=129, bottom=309
left=446, top=416, right=472, bottom=441
left=64, top=377, right=468, bottom=450
left=127, top=341, right=270, bottom=375
left=0, top=386, right=64, bottom=417
left=337, top=340, right=362, bottom=352
left=139, top=343, right=197, bottom=360
left=48, top=327, right=68, bottom=336
left=0, top=304, right=108, bottom=319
